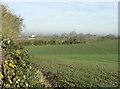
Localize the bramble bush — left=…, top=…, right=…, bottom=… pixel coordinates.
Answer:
left=0, top=40, right=42, bottom=88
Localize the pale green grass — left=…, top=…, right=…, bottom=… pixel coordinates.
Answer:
left=25, top=40, right=118, bottom=87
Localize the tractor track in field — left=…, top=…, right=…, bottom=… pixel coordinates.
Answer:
left=31, top=63, right=51, bottom=87
left=31, top=63, right=70, bottom=88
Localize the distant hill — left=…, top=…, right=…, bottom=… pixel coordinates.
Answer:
left=21, top=32, right=118, bottom=37
left=20, top=32, right=54, bottom=37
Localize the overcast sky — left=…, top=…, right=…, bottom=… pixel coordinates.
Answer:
left=6, top=1, right=118, bottom=35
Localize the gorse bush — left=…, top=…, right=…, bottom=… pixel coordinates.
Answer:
left=0, top=40, right=41, bottom=88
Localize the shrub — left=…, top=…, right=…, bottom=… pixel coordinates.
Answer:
left=0, top=40, right=42, bottom=88
left=48, top=40, right=56, bottom=45
left=33, top=40, right=44, bottom=46
left=24, top=41, right=32, bottom=46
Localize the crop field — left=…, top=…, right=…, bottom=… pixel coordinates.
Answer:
left=25, top=40, right=118, bottom=87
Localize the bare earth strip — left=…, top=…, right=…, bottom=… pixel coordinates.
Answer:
left=32, top=63, right=51, bottom=87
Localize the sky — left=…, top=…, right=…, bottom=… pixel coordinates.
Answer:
left=5, top=1, right=118, bottom=35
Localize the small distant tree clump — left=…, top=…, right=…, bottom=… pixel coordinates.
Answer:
left=101, top=34, right=117, bottom=40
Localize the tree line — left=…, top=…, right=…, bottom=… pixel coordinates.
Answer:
left=18, top=32, right=117, bottom=46
left=1, top=4, right=23, bottom=40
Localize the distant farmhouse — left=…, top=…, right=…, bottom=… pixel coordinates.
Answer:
left=31, top=35, right=36, bottom=38
left=27, top=34, right=36, bottom=40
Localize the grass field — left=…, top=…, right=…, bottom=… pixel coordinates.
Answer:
left=25, top=40, right=118, bottom=87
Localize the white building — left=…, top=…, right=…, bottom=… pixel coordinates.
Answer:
left=31, top=35, right=36, bottom=38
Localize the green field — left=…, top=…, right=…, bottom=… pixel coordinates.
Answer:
left=25, top=40, right=118, bottom=87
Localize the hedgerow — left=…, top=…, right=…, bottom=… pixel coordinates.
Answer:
left=0, top=40, right=42, bottom=88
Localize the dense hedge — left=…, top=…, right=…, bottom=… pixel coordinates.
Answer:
left=18, top=40, right=57, bottom=46
left=18, top=38, right=115, bottom=46
left=0, top=40, right=42, bottom=88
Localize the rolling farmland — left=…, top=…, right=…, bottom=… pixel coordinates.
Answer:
left=25, top=40, right=118, bottom=87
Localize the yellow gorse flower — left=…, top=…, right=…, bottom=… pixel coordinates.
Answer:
left=15, top=50, right=21, bottom=54
left=3, top=64, right=8, bottom=68
left=4, top=60, right=8, bottom=64
left=4, top=83, right=10, bottom=88
left=8, top=63, right=16, bottom=68
left=7, top=76, right=10, bottom=79
left=18, top=79, right=20, bottom=82
left=17, top=85, right=20, bottom=88
left=0, top=72, right=4, bottom=78
left=13, top=76, right=18, bottom=81
left=13, top=77, right=16, bottom=81
left=9, top=63, right=13, bottom=67
left=23, top=75, right=26, bottom=79
left=9, top=60, right=14, bottom=63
